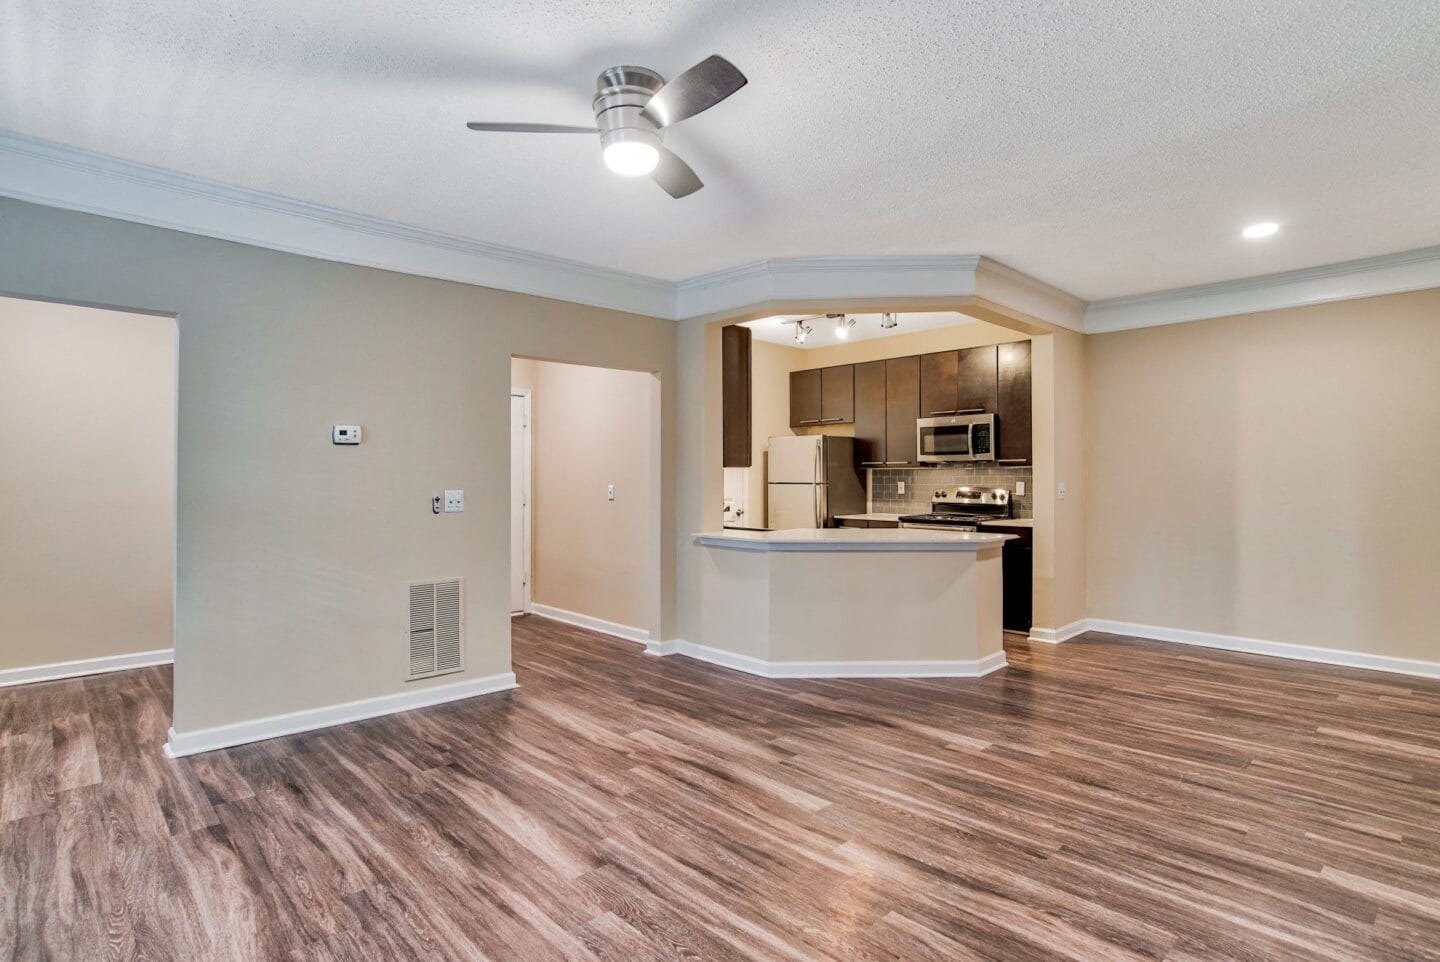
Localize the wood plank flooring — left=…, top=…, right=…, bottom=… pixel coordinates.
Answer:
left=3, top=620, right=1439, bottom=960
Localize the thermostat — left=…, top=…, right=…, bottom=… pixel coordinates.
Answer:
left=332, top=424, right=363, bottom=445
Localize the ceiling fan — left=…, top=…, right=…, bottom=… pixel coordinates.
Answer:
left=466, top=55, right=747, bottom=199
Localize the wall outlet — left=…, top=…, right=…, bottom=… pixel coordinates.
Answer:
left=1057, top=481, right=1067, bottom=501
left=444, top=489, right=464, bottom=513
left=607, top=484, right=615, bottom=501
left=897, top=480, right=906, bottom=495
left=1015, top=480, right=1026, bottom=497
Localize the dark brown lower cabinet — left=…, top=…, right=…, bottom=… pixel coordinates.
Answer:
left=988, top=524, right=1033, bottom=632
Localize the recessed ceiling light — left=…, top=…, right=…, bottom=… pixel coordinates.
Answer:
left=1242, top=222, right=1279, bottom=239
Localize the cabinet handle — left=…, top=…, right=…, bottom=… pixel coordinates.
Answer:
left=929, top=410, right=958, bottom=416
left=956, top=408, right=986, bottom=415
left=820, top=417, right=845, bottom=423
left=860, top=462, right=885, bottom=466
left=884, top=461, right=910, bottom=465
left=798, top=419, right=821, bottom=425
left=997, top=458, right=1028, bottom=464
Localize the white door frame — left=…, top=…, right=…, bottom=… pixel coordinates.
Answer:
left=510, top=389, right=533, bottom=616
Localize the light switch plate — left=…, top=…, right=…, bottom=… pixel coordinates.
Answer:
left=607, top=484, right=615, bottom=501
left=444, top=489, right=464, bottom=513
left=1015, top=480, right=1026, bottom=497
left=898, top=480, right=906, bottom=495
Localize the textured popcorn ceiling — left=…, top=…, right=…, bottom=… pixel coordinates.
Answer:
left=2, top=0, right=1438, bottom=300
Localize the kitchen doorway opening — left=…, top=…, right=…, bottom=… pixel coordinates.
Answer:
left=510, top=357, right=661, bottom=647
left=0, top=294, right=177, bottom=690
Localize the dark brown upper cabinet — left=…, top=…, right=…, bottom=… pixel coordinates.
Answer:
left=790, top=364, right=854, bottom=427
left=919, top=351, right=959, bottom=418
left=721, top=324, right=752, bottom=468
left=789, top=368, right=822, bottom=427
left=996, top=340, right=1033, bottom=464
left=853, top=360, right=887, bottom=466
left=957, top=345, right=999, bottom=414
left=820, top=365, right=854, bottom=423
left=883, top=355, right=920, bottom=465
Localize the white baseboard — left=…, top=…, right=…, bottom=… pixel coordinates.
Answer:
left=651, top=640, right=1008, bottom=679
left=165, top=671, right=518, bottom=758
left=1027, top=620, right=1090, bottom=644
left=528, top=603, right=650, bottom=645
left=0, top=648, right=174, bottom=689
left=1085, top=618, right=1440, bottom=680
left=644, top=639, right=678, bottom=656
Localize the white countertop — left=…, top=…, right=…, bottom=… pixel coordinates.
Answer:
left=695, top=528, right=1014, bottom=552
left=980, top=518, right=1033, bottom=528
left=833, top=513, right=903, bottom=523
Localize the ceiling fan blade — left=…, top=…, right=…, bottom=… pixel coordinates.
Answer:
left=466, top=122, right=598, bottom=133
left=651, top=147, right=703, bottom=199
left=639, top=55, right=747, bottom=127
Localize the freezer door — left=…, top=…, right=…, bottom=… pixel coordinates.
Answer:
left=767, top=483, right=822, bottom=529
left=767, top=436, right=822, bottom=484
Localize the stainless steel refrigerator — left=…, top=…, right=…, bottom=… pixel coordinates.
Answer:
left=766, top=435, right=865, bottom=529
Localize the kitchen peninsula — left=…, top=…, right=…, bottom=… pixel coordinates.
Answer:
left=691, top=528, right=1014, bottom=677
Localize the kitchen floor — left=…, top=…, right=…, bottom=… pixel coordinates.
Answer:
left=2, top=621, right=1437, bottom=959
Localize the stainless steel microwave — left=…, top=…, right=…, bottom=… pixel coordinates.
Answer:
left=916, top=412, right=996, bottom=463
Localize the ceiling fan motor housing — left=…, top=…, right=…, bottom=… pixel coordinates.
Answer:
left=593, top=66, right=665, bottom=155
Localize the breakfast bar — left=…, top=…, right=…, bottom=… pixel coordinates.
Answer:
left=691, top=528, right=1015, bottom=677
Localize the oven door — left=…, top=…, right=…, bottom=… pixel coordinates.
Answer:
left=899, top=521, right=978, bottom=531
left=917, top=418, right=975, bottom=463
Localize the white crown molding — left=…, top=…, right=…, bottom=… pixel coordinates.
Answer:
left=529, top=604, right=650, bottom=645
left=0, top=130, right=676, bottom=318
left=165, top=670, right=518, bottom=757
left=1084, top=245, right=1440, bottom=333
left=674, top=254, right=1088, bottom=332
left=10, top=129, right=1433, bottom=335
left=647, top=639, right=1008, bottom=679
left=0, top=647, right=173, bottom=688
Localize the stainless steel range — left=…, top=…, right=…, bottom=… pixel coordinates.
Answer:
left=898, top=487, right=1011, bottom=531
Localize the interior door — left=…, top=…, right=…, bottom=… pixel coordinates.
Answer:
left=510, top=393, right=530, bottom=614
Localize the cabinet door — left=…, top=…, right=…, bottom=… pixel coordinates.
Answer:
left=884, top=355, right=920, bottom=465
left=789, top=369, right=822, bottom=427
left=957, top=345, right=998, bottom=413
left=996, top=340, right=1032, bottom=463
left=721, top=324, right=751, bottom=467
left=919, top=351, right=959, bottom=417
left=853, top=360, right=887, bottom=466
left=820, top=364, right=854, bottom=423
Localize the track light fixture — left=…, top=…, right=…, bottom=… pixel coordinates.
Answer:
left=831, top=314, right=855, bottom=340
left=793, top=319, right=811, bottom=344
left=880, top=312, right=899, bottom=329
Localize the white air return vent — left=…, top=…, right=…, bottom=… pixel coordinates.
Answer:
left=408, top=579, right=464, bottom=680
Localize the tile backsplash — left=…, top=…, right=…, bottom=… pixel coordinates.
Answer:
left=869, top=464, right=1034, bottom=518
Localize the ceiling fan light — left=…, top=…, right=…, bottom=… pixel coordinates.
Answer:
left=603, top=140, right=659, bottom=176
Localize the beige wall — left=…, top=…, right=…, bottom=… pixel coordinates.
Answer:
left=1086, top=288, right=1440, bottom=661
left=0, top=296, right=175, bottom=672
left=1031, top=330, right=1088, bottom=632
left=747, top=339, right=800, bottom=524
left=511, top=359, right=654, bottom=630
left=0, top=198, right=676, bottom=734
